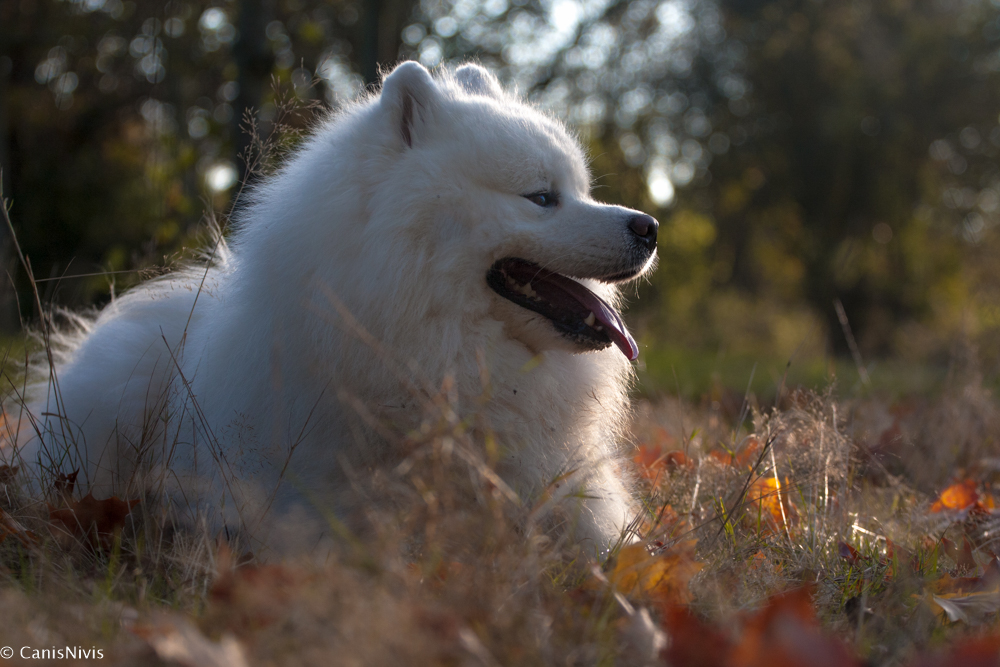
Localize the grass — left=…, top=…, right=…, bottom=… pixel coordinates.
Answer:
left=3, top=90, right=997, bottom=666
left=637, top=343, right=954, bottom=401
left=0, top=346, right=998, bottom=666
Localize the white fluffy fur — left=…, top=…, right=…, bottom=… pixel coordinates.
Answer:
left=8, top=62, right=657, bottom=554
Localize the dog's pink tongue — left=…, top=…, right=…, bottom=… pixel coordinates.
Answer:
left=555, top=277, right=639, bottom=361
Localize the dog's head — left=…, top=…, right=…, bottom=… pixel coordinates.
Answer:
left=374, top=61, right=658, bottom=360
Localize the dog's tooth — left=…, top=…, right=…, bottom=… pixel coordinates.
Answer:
left=584, top=311, right=596, bottom=327
left=595, top=325, right=604, bottom=331
left=517, top=282, right=537, bottom=298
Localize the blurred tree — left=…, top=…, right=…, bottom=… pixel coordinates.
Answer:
left=0, top=0, right=407, bottom=325
left=406, top=0, right=1000, bottom=359
left=699, top=0, right=1000, bottom=360
left=4, top=0, right=1000, bottom=369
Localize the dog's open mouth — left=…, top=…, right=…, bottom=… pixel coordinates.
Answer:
left=486, top=258, right=639, bottom=360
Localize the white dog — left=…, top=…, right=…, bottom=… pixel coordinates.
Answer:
left=9, top=62, right=658, bottom=553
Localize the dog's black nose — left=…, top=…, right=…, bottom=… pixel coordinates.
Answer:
left=628, top=214, right=658, bottom=251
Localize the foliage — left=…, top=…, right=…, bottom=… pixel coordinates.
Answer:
left=0, top=0, right=397, bottom=315
left=4, top=0, right=1000, bottom=368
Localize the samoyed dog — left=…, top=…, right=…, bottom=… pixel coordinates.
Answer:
left=8, top=62, right=658, bottom=553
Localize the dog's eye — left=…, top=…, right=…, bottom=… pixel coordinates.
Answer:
left=524, top=191, right=558, bottom=208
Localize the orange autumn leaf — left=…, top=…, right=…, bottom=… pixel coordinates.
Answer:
left=709, top=436, right=763, bottom=469
left=663, top=451, right=691, bottom=468
left=661, top=605, right=732, bottom=667
left=633, top=445, right=690, bottom=480
left=930, top=480, right=978, bottom=513
left=729, top=587, right=863, bottom=667
left=640, top=504, right=688, bottom=541
left=633, top=444, right=665, bottom=479
left=708, top=449, right=731, bottom=465
left=747, top=550, right=777, bottom=572
left=606, top=540, right=703, bottom=606
left=744, top=477, right=793, bottom=533
left=733, top=437, right=763, bottom=469
left=49, top=492, right=140, bottom=549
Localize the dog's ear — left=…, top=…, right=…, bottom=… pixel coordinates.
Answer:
left=455, top=64, right=503, bottom=99
left=380, top=61, right=438, bottom=148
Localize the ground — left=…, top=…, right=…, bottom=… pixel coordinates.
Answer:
left=1, top=352, right=999, bottom=667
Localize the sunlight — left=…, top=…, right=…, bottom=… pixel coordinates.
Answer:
left=205, top=162, right=237, bottom=192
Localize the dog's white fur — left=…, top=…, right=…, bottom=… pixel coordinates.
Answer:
left=9, top=62, right=656, bottom=553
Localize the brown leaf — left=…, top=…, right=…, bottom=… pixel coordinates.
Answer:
left=885, top=540, right=919, bottom=577
left=940, top=536, right=977, bottom=572
left=906, top=634, right=1000, bottom=667
left=0, top=508, right=38, bottom=547
left=660, top=605, right=732, bottom=667
left=48, top=492, right=139, bottom=549
left=931, top=560, right=1000, bottom=597
left=208, top=549, right=303, bottom=636
left=838, top=541, right=861, bottom=566
left=0, top=465, right=18, bottom=485
left=51, top=470, right=79, bottom=505
left=729, top=587, right=863, bottom=667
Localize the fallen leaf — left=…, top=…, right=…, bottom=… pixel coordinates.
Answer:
left=748, top=550, right=768, bottom=571
left=744, top=477, right=794, bottom=534
left=978, top=493, right=997, bottom=512
left=906, top=634, right=1000, bottom=667
left=634, top=445, right=666, bottom=480
left=729, top=587, right=863, bottom=667
left=0, top=465, right=18, bottom=485
left=0, top=508, right=38, bottom=547
left=660, top=605, right=732, bottom=667
left=930, top=591, right=1000, bottom=625
left=885, top=540, right=920, bottom=577
left=52, top=469, right=79, bottom=502
left=640, top=504, right=689, bottom=542
left=733, top=437, right=763, bottom=469
left=931, top=480, right=978, bottom=513
left=634, top=445, right=690, bottom=481
left=207, top=544, right=304, bottom=636
left=48, top=492, right=139, bottom=549
left=838, top=541, right=861, bottom=566
left=663, top=451, right=692, bottom=469
left=132, top=615, right=249, bottom=667
left=940, top=536, right=977, bottom=572
left=605, top=540, right=703, bottom=606
left=927, top=555, right=1000, bottom=624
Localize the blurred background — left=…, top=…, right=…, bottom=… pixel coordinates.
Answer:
left=2, top=0, right=999, bottom=399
